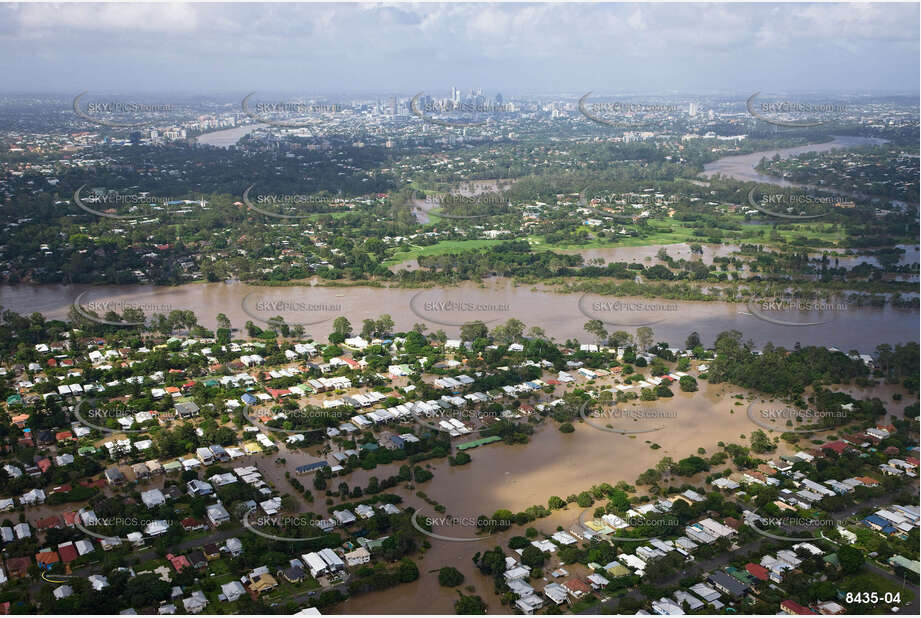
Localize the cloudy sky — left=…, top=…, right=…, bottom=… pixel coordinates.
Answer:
left=1, top=2, right=918, bottom=95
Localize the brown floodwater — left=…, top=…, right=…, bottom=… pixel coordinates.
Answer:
left=552, top=242, right=738, bottom=266
left=312, top=374, right=917, bottom=614
left=195, top=123, right=268, bottom=148
left=2, top=279, right=916, bottom=353
left=699, top=135, right=888, bottom=188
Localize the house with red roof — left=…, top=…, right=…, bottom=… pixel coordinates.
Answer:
left=46, top=358, right=57, bottom=368
left=562, top=578, right=592, bottom=598
left=55, top=430, right=74, bottom=442
left=62, top=511, right=79, bottom=527
left=267, top=388, right=292, bottom=401
left=855, top=476, right=880, bottom=487
left=745, top=563, right=770, bottom=582
left=819, top=441, right=849, bottom=455
left=57, top=541, right=79, bottom=563
left=182, top=518, right=206, bottom=532
left=166, top=553, right=191, bottom=573
left=50, top=483, right=72, bottom=494
left=35, top=515, right=62, bottom=531
left=780, top=600, right=816, bottom=615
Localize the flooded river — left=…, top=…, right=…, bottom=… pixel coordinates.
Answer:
left=1, top=278, right=916, bottom=353
left=196, top=123, right=268, bottom=148
left=700, top=135, right=889, bottom=190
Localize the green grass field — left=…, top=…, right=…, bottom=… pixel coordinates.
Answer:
left=383, top=214, right=858, bottom=266
left=384, top=239, right=507, bottom=266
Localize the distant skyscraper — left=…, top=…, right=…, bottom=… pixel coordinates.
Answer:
left=495, top=93, right=503, bottom=105
left=451, top=87, right=460, bottom=104
left=689, top=102, right=698, bottom=117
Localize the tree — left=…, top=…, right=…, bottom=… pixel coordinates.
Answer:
left=375, top=314, right=394, bottom=336
left=527, top=326, right=547, bottom=339
left=685, top=331, right=701, bottom=349
left=608, top=330, right=632, bottom=347
left=679, top=375, right=698, bottom=392
left=750, top=429, right=774, bottom=453
left=521, top=545, right=546, bottom=568
left=636, top=326, right=654, bottom=352
left=548, top=496, right=565, bottom=510
left=438, top=566, right=465, bottom=587
left=216, top=313, right=231, bottom=330
left=490, top=318, right=525, bottom=344
left=584, top=320, right=607, bottom=345
left=454, top=593, right=487, bottom=615
left=655, top=457, right=674, bottom=477
left=397, top=558, right=420, bottom=582
left=332, top=316, right=352, bottom=338
left=460, top=321, right=489, bottom=342
left=837, top=545, right=865, bottom=574
left=475, top=546, right=506, bottom=576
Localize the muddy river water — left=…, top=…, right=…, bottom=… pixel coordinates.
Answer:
left=2, top=278, right=915, bottom=353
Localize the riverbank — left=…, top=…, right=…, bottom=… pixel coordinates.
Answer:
left=3, top=278, right=917, bottom=353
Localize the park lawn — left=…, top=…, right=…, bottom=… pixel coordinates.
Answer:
left=384, top=239, right=508, bottom=266
left=385, top=216, right=855, bottom=268
left=738, top=222, right=847, bottom=246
